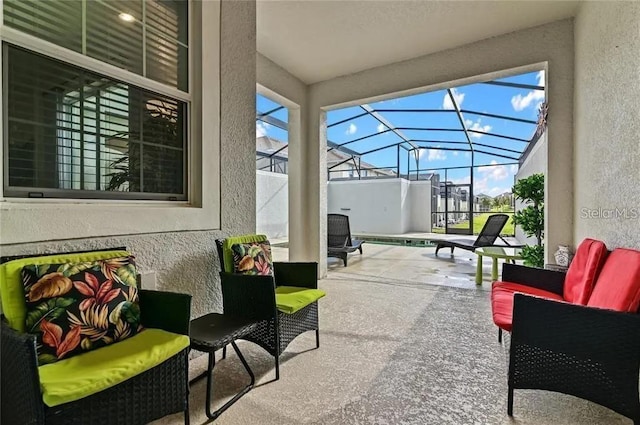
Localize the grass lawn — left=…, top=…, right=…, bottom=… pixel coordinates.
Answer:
left=433, top=209, right=515, bottom=235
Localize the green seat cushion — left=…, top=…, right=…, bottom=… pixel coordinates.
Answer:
left=38, top=328, right=190, bottom=407
left=0, top=250, right=130, bottom=332
left=222, top=235, right=268, bottom=273
left=275, top=286, right=326, bottom=314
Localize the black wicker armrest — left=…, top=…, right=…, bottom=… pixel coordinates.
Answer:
left=501, top=263, right=566, bottom=296
left=273, top=262, right=318, bottom=289
left=220, top=272, right=277, bottom=321
left=139, top=290, right=192, bottom=336
left=509, top=294, right=640, bottom=420
left=511, top=293, right=640, bottom=353
left=1, top=320, right=45, bottom=425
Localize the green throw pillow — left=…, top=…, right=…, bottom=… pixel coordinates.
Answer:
left=21, top=256, right=142, bottom=365
left=231, top=241, right=273, bottom=276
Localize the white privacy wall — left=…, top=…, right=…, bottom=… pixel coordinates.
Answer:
left=573, top=1, right=640, bottom=250
left=326, top=179, right=431, bottom=234
left=256, top=170, right=288, bottom=239
left=515, top=132, right=547, bottom=245
left=409, top=181, right=433, bottom=232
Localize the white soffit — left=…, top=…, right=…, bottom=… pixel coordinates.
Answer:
left=257, top=0, right=580, bottom=84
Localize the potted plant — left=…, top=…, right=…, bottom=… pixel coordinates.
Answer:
left=512, top=173, right=544, bottom=267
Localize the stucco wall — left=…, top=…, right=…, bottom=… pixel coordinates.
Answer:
left=256, top=170, right=288, bottom=239
left=257, top=53, right=309, bottom=262
left=515, top=132, right=547, bottom=245
left=306, top=19, right=574, bottom=275
left=327, top=179, right=432, bottom=234
left=573, top=1, right=640, bottom=250
left=328, top=180, right=405, bottom=234
left=408, top=181, right=433, bottom=232
left=0, top=1, right=257, bottom=319
left=400, top=179, right=411, bottom=233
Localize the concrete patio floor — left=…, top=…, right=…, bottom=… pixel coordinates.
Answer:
left=277, top=241, right=499, bottom=291
left=154, top=241, right=628, bottom=425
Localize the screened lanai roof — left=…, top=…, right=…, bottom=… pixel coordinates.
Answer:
left=256, top=70, right=546, bottom=182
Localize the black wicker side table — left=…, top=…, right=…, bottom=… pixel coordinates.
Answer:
left=189, top=313, right=258, bottom=420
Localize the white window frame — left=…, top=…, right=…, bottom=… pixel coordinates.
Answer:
left=0, top=1, right=222, bottom=244
left=1, top=0, right=191, bottom=200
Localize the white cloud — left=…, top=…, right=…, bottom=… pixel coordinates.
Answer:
left=453, top=151, right=459, bottom=156
left=465, top=118, right=492, bottom=138
left=443, top=88, right=465, bottom=110
left=478, top=160, right=509, bottom=181
left=377, top=123, right=386, bottom=133
left=423, top=147, right=446, bottom=161
left=474, top=175, right=509, bottom=197
left=346, top=123, right=357, bottom=135
left=510, top=164, right=518, bottom=174
left=256, top=121, right=270, bottom=138
left=537, top=70, right=545, bottom=87
left=511, top=71, right=545, bottom=111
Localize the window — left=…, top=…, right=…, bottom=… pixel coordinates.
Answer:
left=2, top=0, right=189, bottom=200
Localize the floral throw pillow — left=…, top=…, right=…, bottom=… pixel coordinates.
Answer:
left=231, top=241, right=273, bottom=276
left=21, top=256, right=142, bottom=365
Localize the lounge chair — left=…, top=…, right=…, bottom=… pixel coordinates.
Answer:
left=433, top=214, right=518, bottom=256
left=328, top=214, right=364, bottom=267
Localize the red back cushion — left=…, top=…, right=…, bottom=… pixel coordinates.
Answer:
left=587, top=248, right=640, bottom=312
left=563, top=238, right=609, bottom=304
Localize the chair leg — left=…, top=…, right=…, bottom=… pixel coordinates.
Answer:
left=222, top=346, right=227, bottom=359
left=184, top=353, right=190, bottom=425
left=507, top=385, right=514, bottom=416
left=204, top=343, right=255, bottom=420
left=275, top=354, right=280, bottom=381
left=435, top=244, right=442, bottom=255
left=450, top=246, right=455, bottom=254
left=315, top=329, right=320, bottom=348
left=342, top=253, right=347, bottom=267
left=498, top=328, right=502, bottom=344
left=358, top=246, right=363, bottom=254
left=204, top=351, right=216, bottom=419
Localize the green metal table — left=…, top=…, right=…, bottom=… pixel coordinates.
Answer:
left=475, top=246, right=523, bottom=284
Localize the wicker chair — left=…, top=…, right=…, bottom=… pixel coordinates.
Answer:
left=0, top=249, right=192, bottom=425
left=327, top=213, right=364, bottom=266
left=215, top=238, right=322, bottom=380
left=507, top=247, right=640, bottom=424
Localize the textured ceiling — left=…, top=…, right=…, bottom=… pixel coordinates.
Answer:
left=257, top=0, right=580, bottom=84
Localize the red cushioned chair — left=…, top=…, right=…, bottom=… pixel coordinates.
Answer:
left=507, top=247, right=640, bottom=424
left=491, top=238, right=608, bottom=342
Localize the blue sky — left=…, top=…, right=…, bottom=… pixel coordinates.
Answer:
left=257, top=70, right=545, bottom=197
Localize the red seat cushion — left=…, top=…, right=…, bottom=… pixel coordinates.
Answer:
left=491, top=281, right=564, bottom=331
left=587, top=248, right=640, bottom=312
left=563, top=238, right=609, bottom=304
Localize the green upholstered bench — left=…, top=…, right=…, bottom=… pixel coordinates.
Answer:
left=0, top=249, right=192, bottom=425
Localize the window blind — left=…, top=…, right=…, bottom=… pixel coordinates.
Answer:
left=3, top=0, right=188, bottom=92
